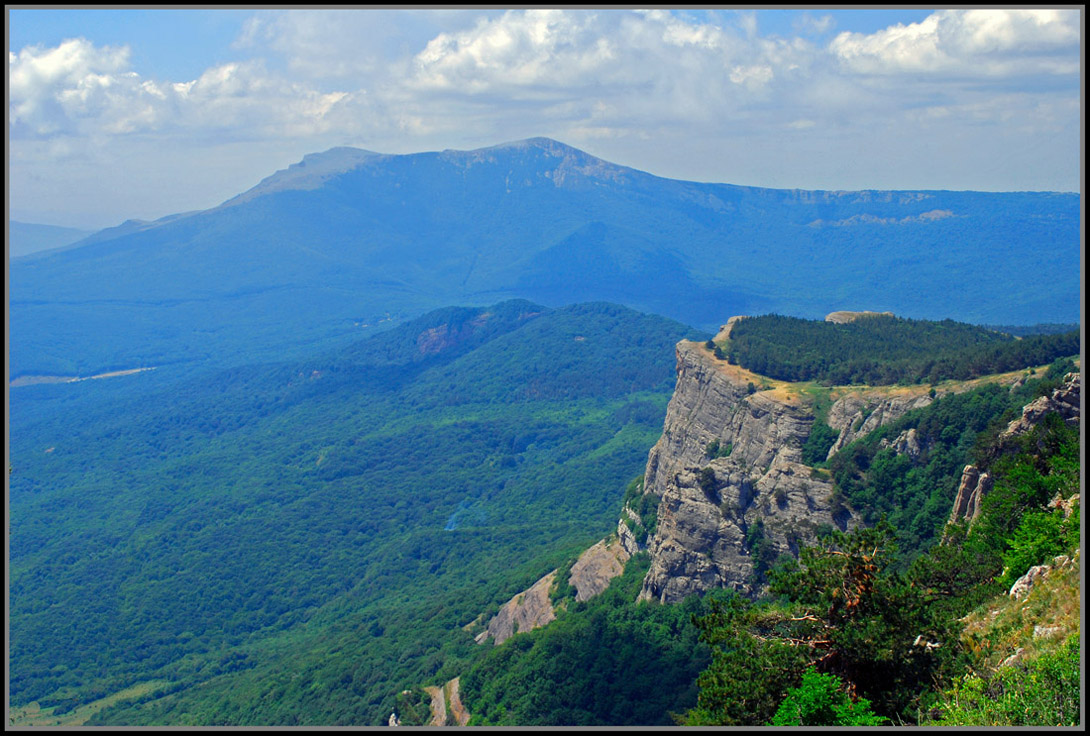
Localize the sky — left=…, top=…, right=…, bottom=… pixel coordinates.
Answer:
left=7, top=6, right=1084, bottom=230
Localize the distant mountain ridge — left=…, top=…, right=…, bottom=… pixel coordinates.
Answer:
left=8, top=221, right=94, bottom=258
left=8, top=137, right=1081, bottom=379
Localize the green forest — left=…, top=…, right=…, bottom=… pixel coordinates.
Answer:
left=724, top=313, right=1078, bottom=385
left=8, top=301, right=1080, bottom=727
left=9, top=301, right=704, bottom=725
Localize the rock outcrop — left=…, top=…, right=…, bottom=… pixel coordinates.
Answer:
left=1009, top=551, right=1080, bottom=600
left=569, top=537, right=630, bottom=602
left=824, top=310, right=895, bottom=324
left=474, top=533, right=633, bottom=645
left=421, top=677, right=471, bottom=727
left=474, top=571, right=557, bottom=645
left=878, top=427, right=924, bottom=461
left=637, top=341, right=856, bottom=603
left=948, top=466, right=993, bottom=527
left=824, top=392, right=935, bottom=461
left=1001, top=371, right=1080, bottom=439
left=948, top=372, right=1081, bottom=531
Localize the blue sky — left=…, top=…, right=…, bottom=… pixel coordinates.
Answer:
left=8, top=7, right=1082, bottom=229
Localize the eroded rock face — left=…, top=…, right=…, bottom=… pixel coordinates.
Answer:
left=879, top=427, right=923, bottom=461
left=825, top=310, right=894, bottom=324
left=825, top=393, right=935, bottom=461
left=947, top=373, right=1081, bottom=532
left=638, top=342, right=855, bottom=603
left=617, top=510, right=642, bottom=557
left=1009, top=564, right=1052, bottom=600
left=630, top=336, right=1038, bottom=603
left=569, top=537, right=630, bottom=602
left=949, top=465, right=993, bottom=527
left=475, top=571, right=556, bottom=645
left=1002, top=372, right=1080, bottom=439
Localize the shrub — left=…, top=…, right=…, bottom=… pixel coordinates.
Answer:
left=697, top=467, right=717, bottom=499
left=771, top=668, right=887, bottom=726
left=998, top=504, right=1078, bottom=589
left=929, top=635, right=1080, bottom=726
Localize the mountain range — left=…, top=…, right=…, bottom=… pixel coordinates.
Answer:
left=7, top=137, right=1082, bottom=727
left=9, top=137, right=1080, bottom=381
left=8, top=221, right=94, bottom=258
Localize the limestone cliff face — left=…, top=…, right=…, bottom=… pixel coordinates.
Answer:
left=825, top=393, right=935, bottom=460
left=638, top=341, right=848, bottom=603
left=474, top=534, right=632, bottom=645
left=635, top=340, right=965, bottom=603
left=948, top=465, right=993, bottom=527
left=1001, top=371, right=1080, bottom=439
left=569, top=537, right=630, bottom=602
left=474, top=571, right=557, bottom=645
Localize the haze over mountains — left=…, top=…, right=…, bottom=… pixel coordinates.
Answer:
left=9, top=136, right=1080, bottom=381
left=8, top=221, right=94, bottom=258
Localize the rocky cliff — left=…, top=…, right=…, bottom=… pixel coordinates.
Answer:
left=474, top=534, right=632, bottom=645
left=632, top=334, right=1037, bottom=603
left=473, top=326, right=1061, bottom=624
left=636, top=340, right=849, bottom=602
left=474, top=571, right=557, bottom=646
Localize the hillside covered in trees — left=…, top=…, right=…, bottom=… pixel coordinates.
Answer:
left=9, top=301, right=1080, bottom=728
left=723, top=313, right=1078, bottom=385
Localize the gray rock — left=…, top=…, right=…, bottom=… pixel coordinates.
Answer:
left=825, top=392, right=934, bottom=461
left=1033, top=625, right=1064, bottom=639
left=999, top=648, right=1025, bottom=667
left=636, top=341, right=851, bottom=603
left=1008, top=564, right=1051, bottom=600
left=475, top=571, right=557, bottom=645
left=1002, top=372, right=1080, bottom=439
left=569, top=537, right=630, bottom=602
left=949, top=465, right=992, bottom=527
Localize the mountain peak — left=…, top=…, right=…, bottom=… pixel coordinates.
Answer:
left=221, top=146, right=384, bottom=208
left=484, top=136, right=571, bottom=151
left=431, top=137, right=641, bottom=188
left=470, top=137, right=595, bottom=159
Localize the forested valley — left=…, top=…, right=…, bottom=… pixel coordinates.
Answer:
left=8, top=305, right=1080, bottom=727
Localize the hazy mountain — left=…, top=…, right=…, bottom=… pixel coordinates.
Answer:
left=9, top=137, right=1080, bottom=380
left=8, top=220, right=94, bottom=258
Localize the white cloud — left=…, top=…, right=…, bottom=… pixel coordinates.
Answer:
left=6, top=8, right=1082, bottom=227
left=795, top=14, right=834, bottom=36
left=411, top=10, right=617, bottom=94
left=8, top=38, right=357, bottom=140
left=10, top=39, right=134, bottom=135
left=831, top=9, right=1080, bottom=76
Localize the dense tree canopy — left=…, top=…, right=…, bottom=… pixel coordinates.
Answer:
left=725, top=314, right=1078, bottom=385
